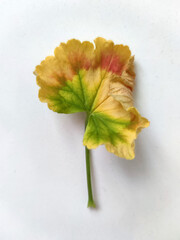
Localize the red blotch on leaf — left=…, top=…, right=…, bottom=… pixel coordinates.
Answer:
left=101, top=54, right=124, bottom=75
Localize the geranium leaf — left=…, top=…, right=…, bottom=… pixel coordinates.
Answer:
left=34, top=38, right=149, bottom=160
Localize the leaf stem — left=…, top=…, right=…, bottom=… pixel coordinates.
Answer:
left=85, top=116, right=96, bottom=208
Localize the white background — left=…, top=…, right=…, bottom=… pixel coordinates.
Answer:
left=0, top=0, right=180, bottom=239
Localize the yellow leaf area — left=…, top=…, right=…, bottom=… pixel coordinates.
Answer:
left=34, top=38, right=149, bottom=159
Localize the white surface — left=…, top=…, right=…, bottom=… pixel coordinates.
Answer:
left=0, top=0, right=180, bottom=239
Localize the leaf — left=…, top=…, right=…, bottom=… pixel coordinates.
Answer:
left=34, top=38, right=149, bottom=159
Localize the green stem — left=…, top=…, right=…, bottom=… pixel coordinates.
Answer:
left=85, top=116, right=96, bottom=208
